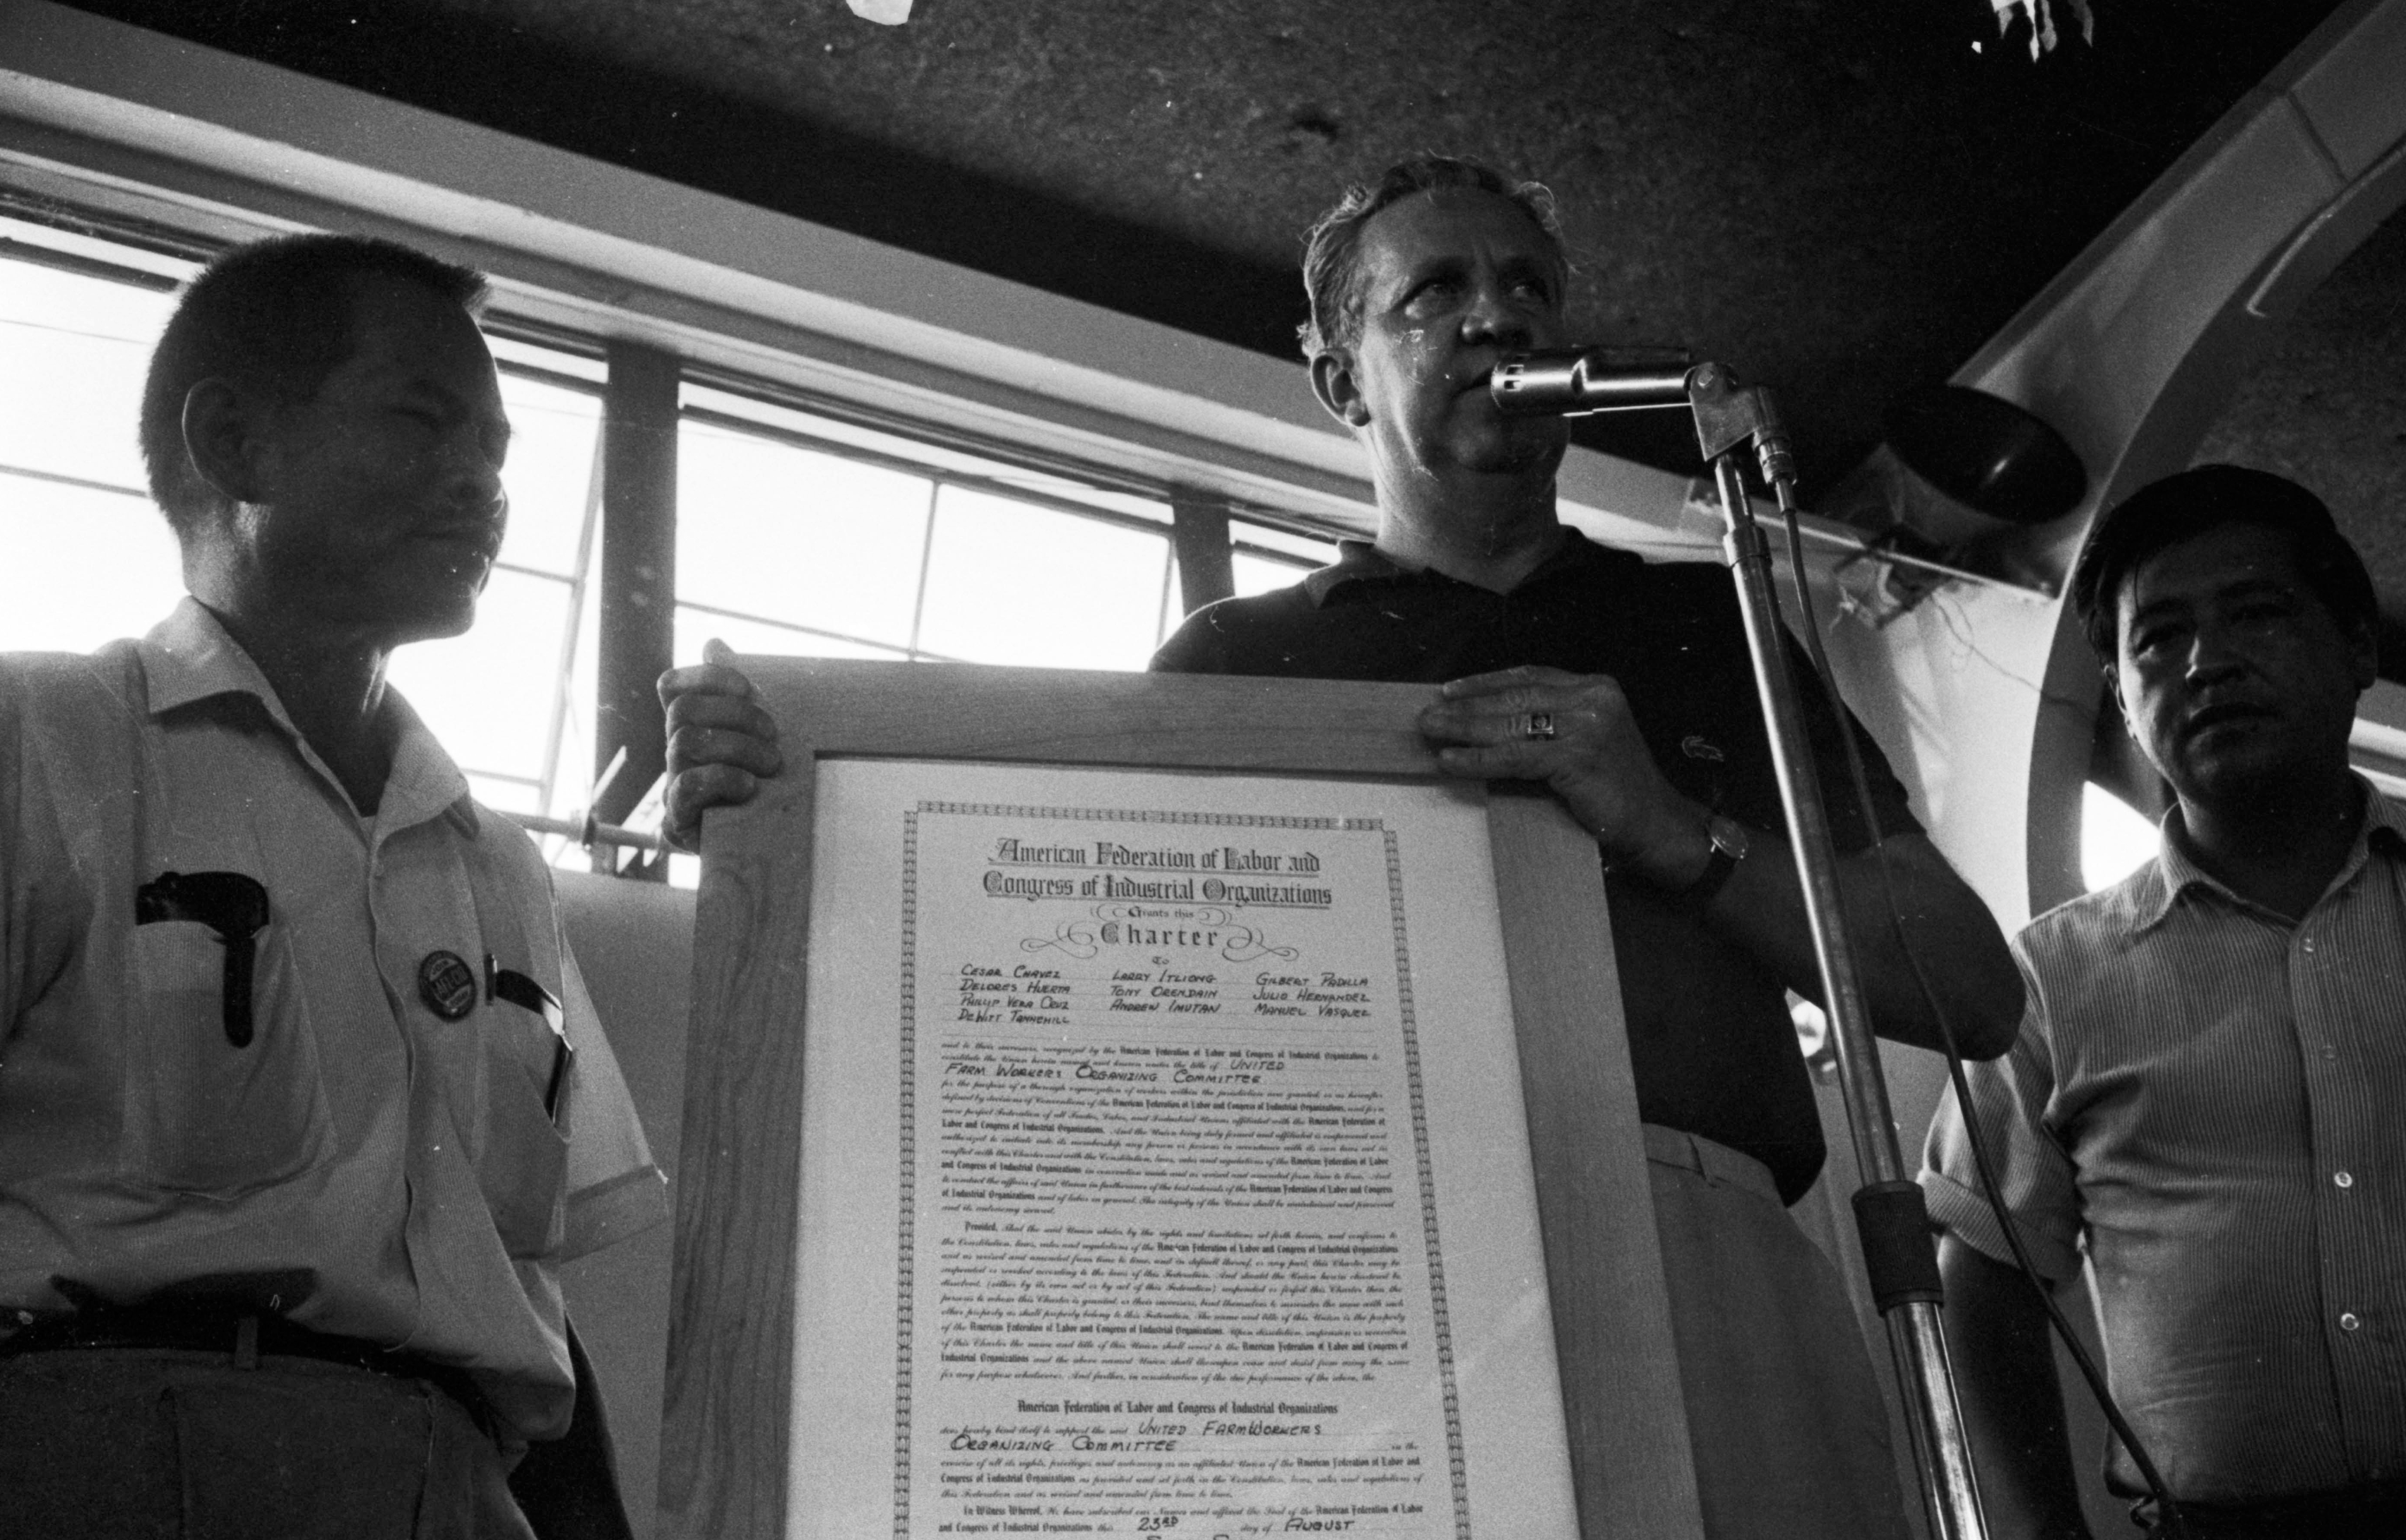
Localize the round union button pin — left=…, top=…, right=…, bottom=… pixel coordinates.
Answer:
left=418, top=950, right=479, bottom=1021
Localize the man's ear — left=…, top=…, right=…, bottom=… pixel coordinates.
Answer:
left=1309, top=348, right=1371, bottom=430
left=180, top=378, right=270, bottom=507
left=2348, top=611, right=2379, bottom=695
left=2104, top=663, right=2136, bottom=740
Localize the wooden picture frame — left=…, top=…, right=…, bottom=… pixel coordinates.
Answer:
left=658, top=660, right=1702, bottom=1539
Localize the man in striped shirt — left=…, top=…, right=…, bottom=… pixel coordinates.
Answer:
left=1922, top=465, right=2406, bottom=1540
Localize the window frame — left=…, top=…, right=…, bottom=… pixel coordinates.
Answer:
left=0, top=182, right=1354, bottom=877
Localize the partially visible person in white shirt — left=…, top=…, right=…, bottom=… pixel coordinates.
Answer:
left=1924, top=465, right=2406, bottom=1540
left=0, top=234, right=667, bottom=1540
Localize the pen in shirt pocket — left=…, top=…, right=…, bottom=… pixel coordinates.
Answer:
left=135, top=871, right=270, bottom=1047
left=485, top=954, right=571, bottom=1120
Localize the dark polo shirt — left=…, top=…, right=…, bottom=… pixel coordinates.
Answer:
left=1151, top=533, right=1919, bottom=1202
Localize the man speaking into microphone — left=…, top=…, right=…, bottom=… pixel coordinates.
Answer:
left=1151, top=155, right=2022, bottom=1540
left=657, top=152, right=2023, bottom=1540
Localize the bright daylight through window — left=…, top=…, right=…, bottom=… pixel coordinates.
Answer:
left=0, top=203, right=2220, bottom=907
left=0, top=213, right=608, bottom=844
left=2081, top=779, right=2160, bottom=892
left=0, top=208, right=1339, bottom=884
left=677, top=383, right=1196, bottom=673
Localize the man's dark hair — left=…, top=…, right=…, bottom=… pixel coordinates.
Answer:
left=139, top=234, right=490, bottom=533
left=2068, top=463, right=2378, bottom=663
left=1297, top=155, right=1565, bottom=360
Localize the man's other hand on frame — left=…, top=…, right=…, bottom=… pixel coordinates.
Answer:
left=658, top=639, right=781, bottom=852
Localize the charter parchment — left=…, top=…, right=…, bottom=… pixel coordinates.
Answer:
left=788, top=759, right=1577, bottom=1540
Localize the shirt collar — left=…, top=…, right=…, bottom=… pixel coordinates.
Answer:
left=2138, top=774, right=2402, bottom=930
left=137, top=598, right=479, bottom=839
left=139, top=596, right=288, bottom=720
left=2364, top=785, right=2406, bottom=859
left=1301, top=528, right=1638, bottom=607
left=379, top=687, right=482, bottom=839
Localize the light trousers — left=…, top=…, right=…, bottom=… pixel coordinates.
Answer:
left=1646, top=1123, right=1917, bottom=1540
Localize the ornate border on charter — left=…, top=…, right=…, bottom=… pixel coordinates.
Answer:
left=891, top=808, right=924, bottom=1537
left=1383, top=827, right=1472, bottom=1539
left=891, top=799, right=1471, bottom=1538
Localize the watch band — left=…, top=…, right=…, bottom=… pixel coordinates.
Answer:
left=1678, top=814, right=1750, bottom=913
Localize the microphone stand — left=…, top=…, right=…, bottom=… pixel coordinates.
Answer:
left=1683, top=363, right=1988, bottom=1540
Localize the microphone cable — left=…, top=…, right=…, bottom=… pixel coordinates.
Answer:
left=1762, top=480, right=2190, bottom=1540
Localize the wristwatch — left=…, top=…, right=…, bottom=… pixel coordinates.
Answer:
left=1678, top=814, right=1750, bottom=913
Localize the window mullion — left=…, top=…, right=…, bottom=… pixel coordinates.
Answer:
left=536, top=415, right=608, bottom=820
left=1170, top=491, right=1236, bottom=615
left=904, top=478, right=941, bottom=660
left=596, top=340, right=680, bottom=879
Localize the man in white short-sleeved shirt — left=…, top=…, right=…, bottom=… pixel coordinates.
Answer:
left=1923, top=466, right=2406, bottom=1540
left=0, top=234, right=667, bottom=1539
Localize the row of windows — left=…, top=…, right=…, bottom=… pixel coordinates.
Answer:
left=0, top=207, right=2168, bottom=894
left=0, top=210, right=1339, bottom=877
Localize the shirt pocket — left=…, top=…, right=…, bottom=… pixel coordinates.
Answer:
left=128, top=921, right=331, bottom=1195
left=476, top=995, right=572, bottom=1259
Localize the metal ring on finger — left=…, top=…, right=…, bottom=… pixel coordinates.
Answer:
left=1520, top=711, right=1558, bottom=741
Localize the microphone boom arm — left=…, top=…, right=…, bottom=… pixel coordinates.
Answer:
left=1531, top=354, right=1996, bottom=1540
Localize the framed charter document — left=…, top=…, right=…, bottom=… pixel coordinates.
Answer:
left=660, top=663, right=1702, bottom=1540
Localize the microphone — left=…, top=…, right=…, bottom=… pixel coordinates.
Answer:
left=1490, top=348, right=1696, bottom=417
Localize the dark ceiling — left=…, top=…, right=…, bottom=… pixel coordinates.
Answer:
left=61, top=0, right=2349, bottom=493
left=2200, top=203, right=2406, bottom=675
